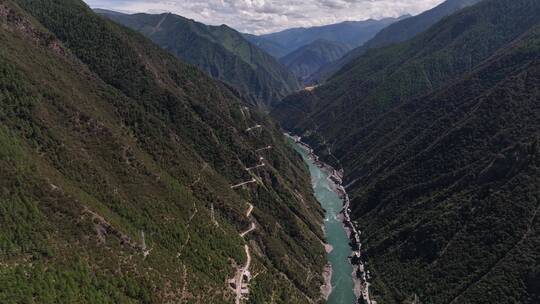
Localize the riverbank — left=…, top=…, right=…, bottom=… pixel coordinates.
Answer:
left=287, top=133, right=373, bottom=304
left=321, top=263, right=333, bottom=300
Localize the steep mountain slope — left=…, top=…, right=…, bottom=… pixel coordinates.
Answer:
left=249, top=17, right=406, bottom=59
left=274, top=0, right=540, bottom=142
left=273, top=0, right=540, bottom=302
left=244, top=33, right=290, bottom=58
left=280, top=39, right=352, bottom=83
left=344, top=23, right=540, bottom=304
left=311, top=0, right=483, bottom=83
left=93, top=8, right=126, bottom=16
left=364, top=0, right=481, bottom=49
left=97, top=11, right=300, bottom=109
left=0, top=0, right=327, bottom=303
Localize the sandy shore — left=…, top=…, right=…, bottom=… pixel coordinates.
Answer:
left=321, top=263, right=333, bottom=300
left=324, top=243, right=334, bottom=253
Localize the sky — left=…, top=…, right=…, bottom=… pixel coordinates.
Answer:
left=84, top=0, right=446, bottom=34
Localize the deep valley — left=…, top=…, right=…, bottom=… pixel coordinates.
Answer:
left=1, top=0, right=538, bottom=303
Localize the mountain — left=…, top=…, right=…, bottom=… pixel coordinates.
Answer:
left=311, top=0, right=483, bottom=83
left=279, top=39, right=352, bottom=83
left=93, top=8, right=126, bottom=16
left=97, top=11, right=300, bottom=109
left=273, top=0, right=540, bottom=302
left=363, top=0, right=482, bottom=48
left=0, top=0, right=328, bottom=302
left=247, top=17, right=407, bottom=59
left=243, top=33, right=290, bottom=58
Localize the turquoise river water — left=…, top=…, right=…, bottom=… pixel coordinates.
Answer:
left=291, top=142, right=357, bottom=304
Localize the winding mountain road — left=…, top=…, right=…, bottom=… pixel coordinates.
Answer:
left=245, top=203, right=254, bottom=217
left=255, top=145, right=272, bottom=152
left=245, top=125, right=262, bottom=132
left=230, top=203, right=257, bottom=303
left=240, top=222, right=256, bottom=237
left=234, top=245, right=252, bottom=304
left=231, top=178, right=257, bottom=189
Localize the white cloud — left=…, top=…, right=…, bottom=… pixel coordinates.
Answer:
left=84, top=0, right=445, bottom=34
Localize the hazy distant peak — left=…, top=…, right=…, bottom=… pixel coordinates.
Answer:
left=93, top=8, right=126, bottom=16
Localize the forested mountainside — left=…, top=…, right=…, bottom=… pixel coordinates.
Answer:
left=0, top=0, right=327, bottom=303
left=97, top=11, right=300, bottom=109
left=310, top=0, right=483, bottom=84
left=280, top=39, right=352, bottom=83
left=246, top=17, right=405, bottom=60
left=243, top=33, right=290, bottom=59
left=273, top=0, right=540, bottom=302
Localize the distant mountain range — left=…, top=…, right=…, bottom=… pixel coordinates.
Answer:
left=243, top=33, right=291, bottom=58
left=273, top=0, right=540, bottom=302
left=279, top=39, right=352, bottom=83
left=310, top=0, right=483, bottom=83
left=97, top=11, right=300, bottom=108
left=245, top=17, right=408, bottom=59
left=244, top=16, right=407, bottom=84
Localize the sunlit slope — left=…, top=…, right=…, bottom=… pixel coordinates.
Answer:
left=0, top=0, right=327, bottom=302
left=99, top=11, right=300, bottom=108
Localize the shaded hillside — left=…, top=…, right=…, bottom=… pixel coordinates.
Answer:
left=273, top=0, right=540, bottom=302
left=98, top=11, right=300, bottom=109
left=93, top=8, right=125, bottom=16
left=311, top=0, right=483, bottom=83
left=280, top=39, right=352, bottom=83
left=244, top=33, right=290, bottom=58
left=0, top=0, right=327, bottom=303
left=274, top=0, right=539, bottom=143
left=344, top=24, right=540, bottom=304
left=248, top=17, right=405, bottom=59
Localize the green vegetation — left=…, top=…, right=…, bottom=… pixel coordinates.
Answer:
left=0, top=0, right=326, bottom=302
left=310, top=0, right=482, bottom=83
left=273, top=0, right=540, bottom=303
left=1, top=260, right=155, bottom=304
left=280, top=39, right=351, bottom=83
left=97, top=11, right=300, bottom=109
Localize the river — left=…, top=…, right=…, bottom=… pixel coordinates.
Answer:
left=291, top=140, right=357, bottom=304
